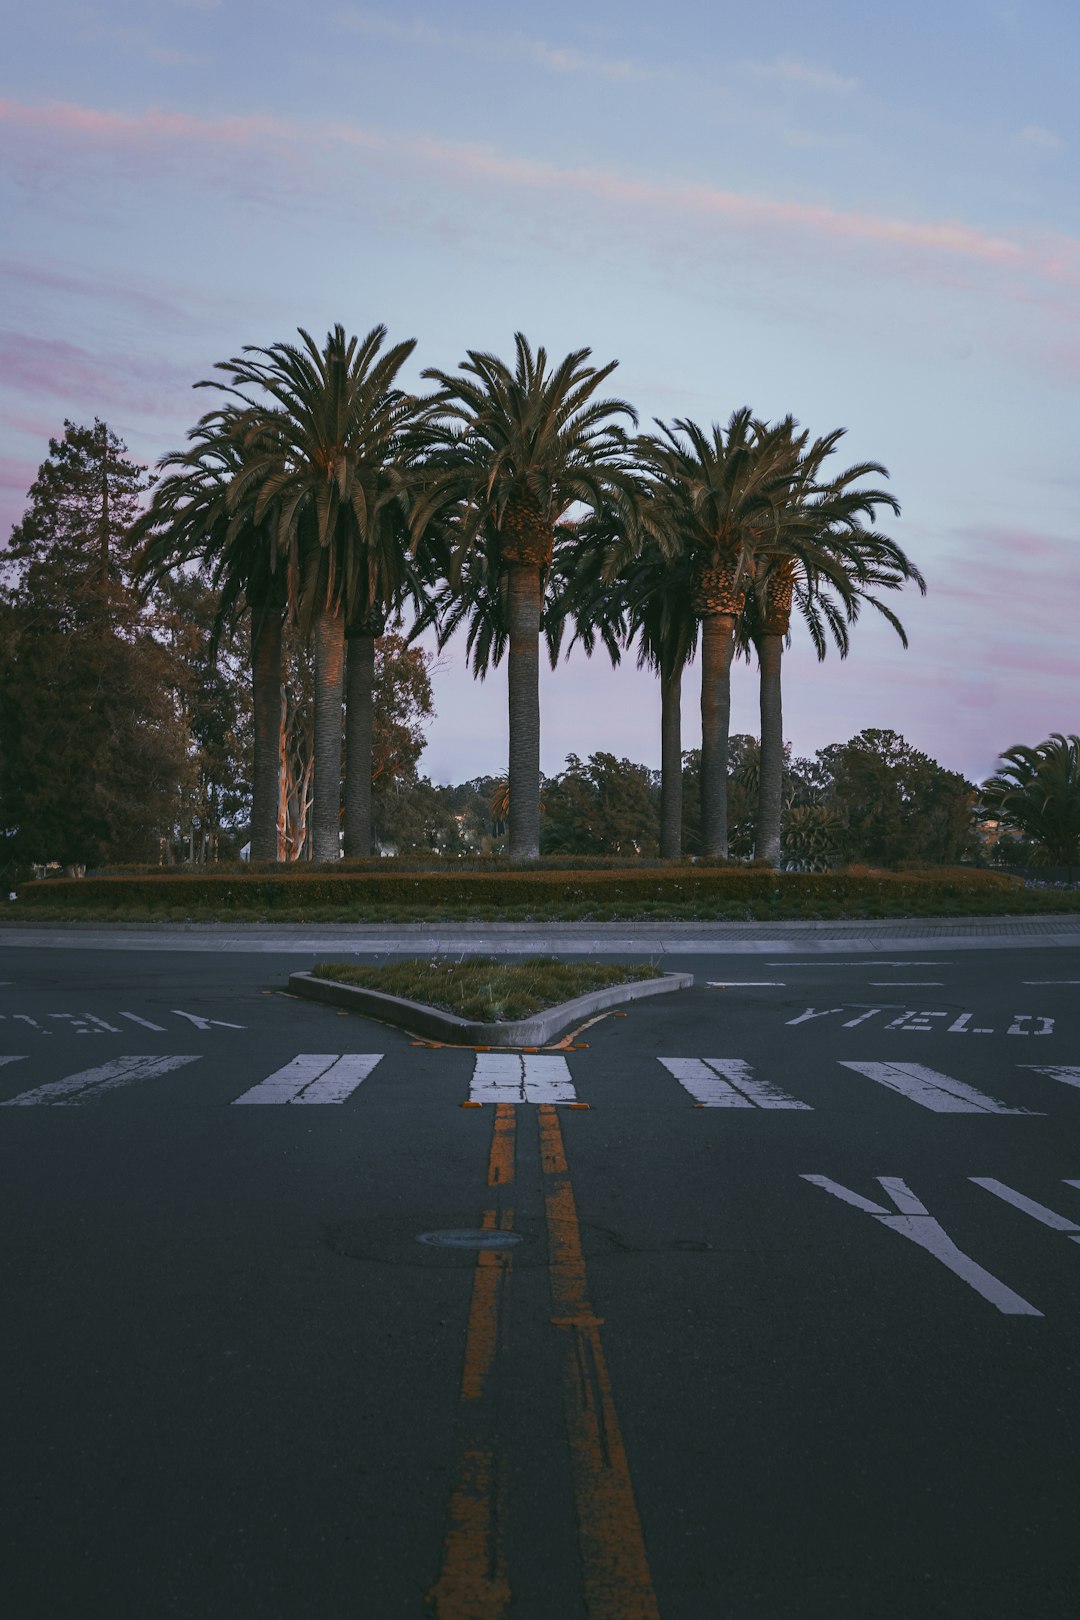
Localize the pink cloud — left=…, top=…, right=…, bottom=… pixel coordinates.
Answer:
left=2, top=96, right=1077, bottom=292
left=0, top=331, right=200, bottom=422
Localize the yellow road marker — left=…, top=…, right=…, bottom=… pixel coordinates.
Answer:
left=537, top=1105, right=660, bottom=1620
left=428, top=1105, right=517, bottom=1619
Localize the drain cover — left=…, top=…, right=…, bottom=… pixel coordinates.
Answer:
left=416, top=1228, right=524, bottom=1250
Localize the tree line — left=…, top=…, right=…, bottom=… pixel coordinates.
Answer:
left=1, top=326, right=1074, bottom=875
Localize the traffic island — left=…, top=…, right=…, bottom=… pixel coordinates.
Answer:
left=288, top=961, right=694, bottom=1045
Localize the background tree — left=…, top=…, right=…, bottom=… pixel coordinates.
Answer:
left=980, top=734, right=1080, bottom=875
left=815, top=729, right=975, bottom=867
left=541, top=752, right=659, bottom=856
left=0, top=422, right=188, bottom=868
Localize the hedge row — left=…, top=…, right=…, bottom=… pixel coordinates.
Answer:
left=17, top=866, right=1021, bottom=911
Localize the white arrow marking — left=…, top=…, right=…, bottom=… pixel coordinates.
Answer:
left=469, top=1053, right=577, bottom=1105
left=232, top=1054, right=382, bottom=1105
left=839, top=1061, right=1037, bottom=1114
left=0, top=1055, right=200, bottom=1107
left=801, top=1174, right=1042, bottom=1315
left=660, top=1058, right=811, bottom=1109
left=172, top=1009, right=245, bottom=1030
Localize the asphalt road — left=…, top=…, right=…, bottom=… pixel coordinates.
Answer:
left=2, top=937, right=1078, bottom=1619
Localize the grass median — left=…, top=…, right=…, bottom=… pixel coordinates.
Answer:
left=311, top=956, right=662, bottom=1023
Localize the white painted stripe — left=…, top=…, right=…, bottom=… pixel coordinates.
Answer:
left=970, top=1178, right=1080, bottom=1233
left=839, top=1061, right=1036, bottom=1114
left=0, top=1055, right=28, bottom=1069
left=705, top=981, right=785, bottom=987
left=771, top=961, right=946, bottom=968
left=289, top=1054, right=382, bottom=1105
left=232, top=1053, right=381, bottom=1105
left=659, top=1058, right=811, bottom=1109
left=469, top=1053, right=577, bottom=1105
left=1022, top=981, right=1080, bottom=985
left=870, top=982, right=943, bottom=986
left=0, top=1055, right=199, bottom=1107
left=801, top=1174, right=1043, bottom=1315
left=120, top=1011, right=167, bottom=1031
left=1021, top=1065, right=1080, bottom=1091
left=84, top=1014, right=122, bottom=1032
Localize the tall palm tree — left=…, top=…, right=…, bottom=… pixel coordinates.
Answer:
left=203, top=325, right=423, bottom=862
left=135, top=409, right=294, bottom=864
left=747, top=428, right=925, bottom=867
left=412, top=334, right=638, bottom=860
left=634, top=411, right=800, bottom=857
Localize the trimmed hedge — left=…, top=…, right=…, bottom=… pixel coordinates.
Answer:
left=16, top=865, right=1022, bottom=912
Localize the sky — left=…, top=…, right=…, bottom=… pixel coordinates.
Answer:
left=2, top=0, right=1077, bottom=788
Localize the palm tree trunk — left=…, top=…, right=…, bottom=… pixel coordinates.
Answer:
left=507, top=563, right=542, bottom=860
left=700, top=613, right=736, bottom=857
left=311, top=603, right=345, bottom=863
left=343, top=631, right=376, bottom=858
left=249, top=604, right=283, bottom=863
left=659, top=657, right=683, bottom=860
left=756, top=633, right=784, bottom=868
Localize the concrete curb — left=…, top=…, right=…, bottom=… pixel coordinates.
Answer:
left=288, top=969, right=694, bottom=1045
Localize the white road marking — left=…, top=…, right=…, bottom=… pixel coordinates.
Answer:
left=468, top=1053, right=577, bottom=1105
left=1020, top=1065, right=1080, bottom=1091
left=786, top=1007, right=845, bottom=1025
left=659, top=1058, right=811, bottom=1109
left=120, top=1011, right=168, bottom=1032
left=706, top=981, right=785, bottom=987
left=885, top=1010, right=949, bottom=1031
left=838, top=1061, right=1037, bottom=1114
left=0, top=1055, right=27, bottom=1069
left=769, top=961, right=946, bottom=968
left=801, top=1174, right=1043, bottom=1315
left=870, top=982, right=943, bottom=987
left=47, top=1013, right=124, bottom=1035
left=0, top=1055, right=199, bottom=1107
left=1006, top=1015, right=1054, bottom=1036
left=1022, top=981, right=1080, bottom=986
left=172, top=1009, right=246, bottom=1031
left=232, top=1054, right=382, bottom=1105
left=970, top=1178, right=1080, bottom=1234
left=842, top=1008, right=883, bottom=1027
left=11, top=1015, right=49, bottom=1034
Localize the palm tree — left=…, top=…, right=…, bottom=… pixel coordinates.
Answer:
left=633, top=411, right=801, bottom=857
left=746, top=427, right=925, bottom=867
left=202, top=325, right=423, bottom=862
left=981, top=734, right=1080, bottom=874
left=412, top=334, right=638, bottom=860
left=135, top=410, right=294, bottom=864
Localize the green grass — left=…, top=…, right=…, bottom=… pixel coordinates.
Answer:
left=311, top=956, right=662, bottom=1023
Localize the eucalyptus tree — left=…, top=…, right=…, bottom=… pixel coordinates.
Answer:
left=746, top=427, right=924, bottom=867
left=633, top=411, right=801, bottom=857
left=202, top=324, right=425, bottom=861
left=135, top=409, right=293, bottom=863
left=411, top=334, right=639, bottom=860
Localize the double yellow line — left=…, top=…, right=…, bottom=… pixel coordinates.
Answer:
left=428, top=1103, right=659, bottom=1618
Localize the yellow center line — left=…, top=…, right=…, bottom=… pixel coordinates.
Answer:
left=537, top=1104, right=661, bottom=1620
left=427, top=1104, right=516, bottom=1619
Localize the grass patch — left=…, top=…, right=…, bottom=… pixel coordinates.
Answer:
left=311, top=956, right=662, bottom=1023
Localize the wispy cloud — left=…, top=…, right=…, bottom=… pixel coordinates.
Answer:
left=3, top=96, right=1077, bottom=295
left=749, top=56, right=857, bottom=92
left=1014, top=124, right=1064, bottom=154
left=334, top=9, right=655, bottom=82
left=0, top=330, right=199, bottom=420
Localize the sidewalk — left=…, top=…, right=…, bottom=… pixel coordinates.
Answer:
left=2, top=915, right=1079, bottom=955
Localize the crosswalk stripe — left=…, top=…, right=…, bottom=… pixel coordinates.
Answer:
left=231, top=1053, right=382, bottom=1105
left=838, top=1061, right=1037, bottom=1114
left=659, top=1058, right=812, bottom=1109
left=469, top=1053, right=577, bottom=1105
left=0, top=1055, right=200, bottom=1107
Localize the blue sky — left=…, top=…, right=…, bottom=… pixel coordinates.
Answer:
left=2, top=0, right=1077, bottom=786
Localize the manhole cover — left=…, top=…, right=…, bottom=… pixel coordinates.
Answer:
left=416, top=1228, right=525, bottom=1250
